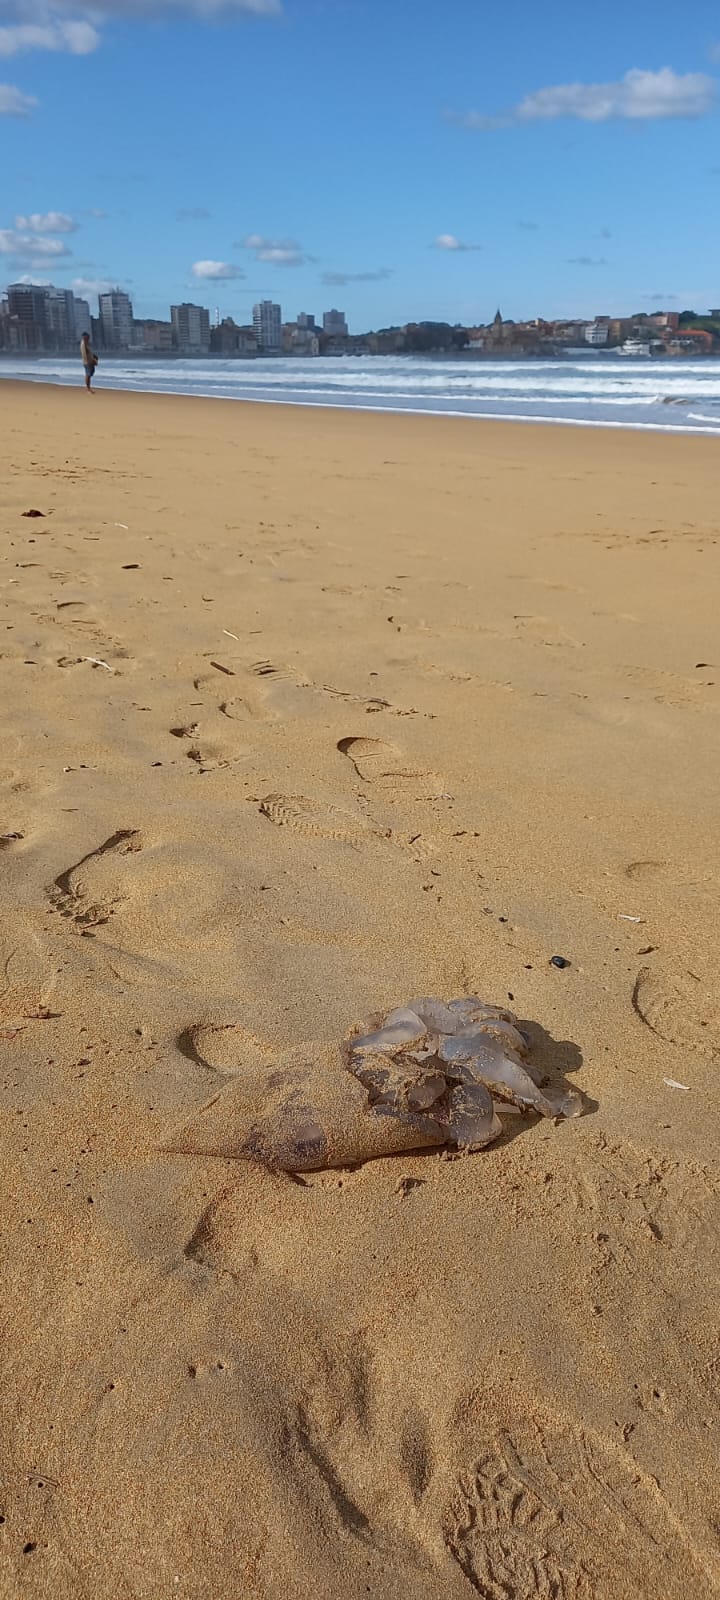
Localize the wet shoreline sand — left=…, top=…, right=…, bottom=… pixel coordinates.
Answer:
left=2, top=379, right=719, bottom=1597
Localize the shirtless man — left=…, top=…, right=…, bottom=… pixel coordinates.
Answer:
left=79, top=330, right=97, bottom=392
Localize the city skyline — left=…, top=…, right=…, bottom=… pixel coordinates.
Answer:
left=1, top=0, right=720, bottom=327
left=5, top=277, right=717, bottom=361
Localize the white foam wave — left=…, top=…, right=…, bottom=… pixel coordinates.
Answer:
left=3, top=352, right=720, bottom=434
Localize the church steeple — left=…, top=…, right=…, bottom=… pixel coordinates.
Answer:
left=493, top=307, right=503, bottom=326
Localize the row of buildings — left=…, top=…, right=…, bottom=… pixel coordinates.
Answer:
left=0, top=282, right=350, bottom=356
left=3, top=283, right=718, bottom=359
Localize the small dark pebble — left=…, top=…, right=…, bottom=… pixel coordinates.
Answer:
left=23, top=1542, right=37, bottom=1554
left=122, top=563, right=140, bottom=570
left=550, top=955, right=571, bottom=969
left=22, top=509, right=45, bottom=518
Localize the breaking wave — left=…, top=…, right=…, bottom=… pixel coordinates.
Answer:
left=3, top=352, right=720, bottom=433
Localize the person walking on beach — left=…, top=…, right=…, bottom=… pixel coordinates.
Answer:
left=80, top=330, right=98, bottom=392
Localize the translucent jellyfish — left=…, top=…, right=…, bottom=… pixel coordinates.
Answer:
left=343, top=995, right=583, bottom=1155
left=168, top=998, right=584, bottom=1175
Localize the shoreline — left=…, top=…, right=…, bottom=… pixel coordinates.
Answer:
left=3, top=362, right=720, bottom=437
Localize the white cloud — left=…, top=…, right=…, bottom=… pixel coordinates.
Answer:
left=452, top=67, right=717, bottom=130
left=434, top=233, right=481, bottom=252
left=192, top=258, right=244, bottom=279
left=0, top=80, right=36, bottom=113
left=242, top=233, right=308, bottom=266
left=70, top=275, right=115, bottom=294
left=518, top=68, right=716, bottom=122
left=321, top=268, right=392, bottom=286
left=16, top=209, right=77, bottom=232
left=0, top=1, right=278, bottom=61
left=0, top=19, right=98, bottom=56
left=0, top=228, right=71, bottom=261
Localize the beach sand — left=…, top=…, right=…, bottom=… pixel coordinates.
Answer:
left=1, top=379, right=719, bottom=1598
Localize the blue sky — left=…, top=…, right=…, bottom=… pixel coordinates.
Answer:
left=1, top=0, right=719, bottom=329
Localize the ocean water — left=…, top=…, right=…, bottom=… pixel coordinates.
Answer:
left=3, top=351, right=720, bottom=433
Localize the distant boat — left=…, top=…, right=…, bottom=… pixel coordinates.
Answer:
left=618, top=339, right=652, bottom=356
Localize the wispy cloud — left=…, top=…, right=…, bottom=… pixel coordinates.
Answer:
left=567, top=255, right=609, bottom=267
left=450, top=67, right=717, bottom=129
left=241, top=233, right=309, bottom=266
left=16, top=210, right=77, bottom=233
left=0, top=81, right=36, bottom=114
left=176, top=206, right=211, bottom=220
left=85, top=0, right=280, bottom=10
left=0, top=228, right=71, bottom=263
left=4, top=0, right=279, bottom=16
left=0, top=20, right=98, bottom=56
left=433, top=232, right=481, bottom=252
left=191, top=258, right=244, bottom=279
left=321, top=268, right=392, bottom=286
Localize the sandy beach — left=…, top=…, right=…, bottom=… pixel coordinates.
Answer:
left=2, top=378, right=719, bottom=1598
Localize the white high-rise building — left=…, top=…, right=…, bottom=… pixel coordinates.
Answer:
left=253, top=300, right=282, bottom=352
left=171, top=302, right=210, bottom=351
left=323, top=308, right=348, bottom=338
left=99, top=288, right=134, bottom=348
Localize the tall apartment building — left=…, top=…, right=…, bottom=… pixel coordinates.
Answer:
left=297, top=311, right=316, bottom=329
left=46, top=287, right=77, bottom=349
left=323, top=308, right=348, bottom=337
left=171, top=302, right=210, bottom=351
left=7, top=282, right=49, bottom=350
left=99, top=288, right=134, bottom=349
left=73, top=297, right=91, bottom=338
left=253, top=300, right=282, bottom=352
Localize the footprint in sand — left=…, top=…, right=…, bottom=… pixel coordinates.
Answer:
left=444, top=1417, right=712, bottom=1599
left=625, top=860, right=669, bottom=882
left=337, top=736, right=445, bottom=795
left=170, top=723, right=254, bottom=772
left=632, top=965, right=720, bottom=1058
left=220, top=695, right=269, bottom=722
left=50, top=829, right=143, bottom=929
left=259, top=793, right=373, bottom=846
left=177, top=1020, right=273, bottom=1074
left=0, top=917, right=58, bottom=1024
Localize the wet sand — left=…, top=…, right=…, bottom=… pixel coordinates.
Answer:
left=1, top=378, right=720, bottom=1598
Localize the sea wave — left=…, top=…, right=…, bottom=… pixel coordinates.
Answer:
left=3, top=352, right=720, bottom=433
